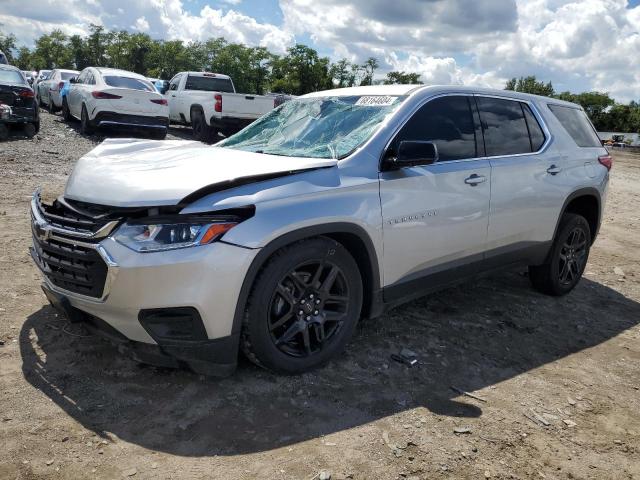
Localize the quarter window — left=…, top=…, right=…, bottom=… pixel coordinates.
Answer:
left=548, top=104, right=601, bottom=147
left=477, top=97, right=532, bottom=156
left=393, top=96, right=477, bottom=161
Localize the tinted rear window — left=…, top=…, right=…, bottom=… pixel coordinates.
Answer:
left=478, top=97, right=532, bottom=156
left=548, top=104, right=601, bottom=147
left=103, top=76, right=153, bottom=91
left=522, top=104, right=546, bottom=151
left=0, top=69, right=25, bottom=84
left=395, top=95, right=477, bottom=161
left=185, top=75, right=234, bottom=93
left=61, top=72, right=76, bottom=80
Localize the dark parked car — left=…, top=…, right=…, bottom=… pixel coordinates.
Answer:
left=0, top=64, right=40, bottom=140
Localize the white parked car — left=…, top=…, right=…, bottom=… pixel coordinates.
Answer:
left=62, top=67, right=169, bottom=138
left=166, top=71, right=275, bottom=143
left=37, top=69, right=78, bottom=112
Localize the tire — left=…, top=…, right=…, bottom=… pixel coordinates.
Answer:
left=80, top=104, right=93, bottom=135
left=48, top=97, right=57, bottom=114
left=241, top=237, right=363, bottom=374
left=191, top=108, right=216, bottom=143
left=61, top=98, right=71, bottom=122
left=23, top=123, right=37, bottom=138
left=0, top=124, right=8, bottom=141
left=151, top=129, right=167, bottom=140
left=529, top=213, right=591, bottom=296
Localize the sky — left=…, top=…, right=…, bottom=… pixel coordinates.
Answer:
left=1, top=0, right=639, bottom=102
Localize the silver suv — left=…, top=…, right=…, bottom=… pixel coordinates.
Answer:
left=30, top=85, right=610, bottom=375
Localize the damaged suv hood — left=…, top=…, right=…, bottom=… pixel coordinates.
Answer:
left=64, top=138, right=338, bottom=207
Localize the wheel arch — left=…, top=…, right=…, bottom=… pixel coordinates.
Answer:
left=555, top=187, right=602, bottom=244
left=230, top=223, right=383, bottom=337
left=188, top=104, right=204, bottom=124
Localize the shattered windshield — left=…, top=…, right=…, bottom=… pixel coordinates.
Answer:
left=218, top=95, right=406, bottom=159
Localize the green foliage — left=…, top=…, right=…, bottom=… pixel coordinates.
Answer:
left=0, top=31, right=17, bottom=62
left=270, top=44, right=333, bottom=95
left=359, top=57, right=379, bottom=86
left=384, top=71, right=423, bottom=85
left=504, top=75, right=554, bottom=97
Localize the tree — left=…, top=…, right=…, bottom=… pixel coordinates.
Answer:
left=505, top=75, right=554, bottom=97
left=329, top=59, right=357, bottom=88
left=32, top=30, right=72, bottom=69
left=384, top=71, right=422, bottom=85
left=270, top=44, right=332, bottom=95
left=0, top=31, right=17, bottom=63
left=555, top=91, right=615, bottom=130
left=359, top=57, right=379, bottom=86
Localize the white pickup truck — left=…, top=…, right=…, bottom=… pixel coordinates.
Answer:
left=166, top=72, right=275, bottom=143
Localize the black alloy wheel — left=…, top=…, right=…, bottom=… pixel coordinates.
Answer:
left=529, top=213, right=591, bottom=296
left=242, top=237, right=362, bottom=373
left=558, top=226, right=588, bottom=286
left=268, top=260, right=350, bottom=358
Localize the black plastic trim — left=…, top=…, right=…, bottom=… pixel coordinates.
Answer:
left=383, top=241, right=552, bottom=307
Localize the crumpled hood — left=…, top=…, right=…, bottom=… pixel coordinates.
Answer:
left=64, top=138, right=337, bottom=207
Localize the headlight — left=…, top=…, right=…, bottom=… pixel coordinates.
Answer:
left=113, top=220, right=237, bottom=252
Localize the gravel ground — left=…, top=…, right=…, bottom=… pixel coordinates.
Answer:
left=0, top=111, right=639, bottom=479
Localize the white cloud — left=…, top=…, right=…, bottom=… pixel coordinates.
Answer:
left=280, top=0, right=640, bottom=102
left=132, top=16, right=150, bottom=32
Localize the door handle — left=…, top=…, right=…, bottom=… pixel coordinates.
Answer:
left=171, top=95, right=176, bottom=97
left=546, top=164, right=562, bottom=175
left=464, top=174, right=487, bottom=186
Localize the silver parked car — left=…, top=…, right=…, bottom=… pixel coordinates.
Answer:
left=30, top=85, right=610, bottom=375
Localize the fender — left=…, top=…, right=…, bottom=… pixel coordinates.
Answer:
left=552, top=186, right=602, bottom=244
left=229, top=222, right=383, bottom=336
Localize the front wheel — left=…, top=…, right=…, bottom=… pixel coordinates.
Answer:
left=529, top=213, right=591, bottom=296
left=241, top=237, right=363, bottom=374
left=61, top=98, right=72, bottom=122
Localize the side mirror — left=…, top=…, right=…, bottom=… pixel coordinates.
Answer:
left=384, top=140, right=438, bottom=170
left=69, top=77, right=77, bottom=84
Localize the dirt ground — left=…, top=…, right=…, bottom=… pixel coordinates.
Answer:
left=0, top=111, right=639, bottom=480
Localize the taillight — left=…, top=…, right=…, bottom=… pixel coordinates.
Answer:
left=150, top=98, right=168, bottom=105
left=58, top=81, right=65, bottom=91
left=91, top=91, right=122, bottom=99
left=214, top=94, right=222, bottom=113
left=19, top=89, right=35, bottom=98
left=598, top=154, right=613, bottom=171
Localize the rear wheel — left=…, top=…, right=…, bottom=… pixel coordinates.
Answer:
left=80, top=104, right=93, bottom=135
left=529, top=213, right=591, bottom=296
left=151, top=129, right=167, bottom=140
left=241, top=237, right=363, bottom=374
left=61, top=98, right=71, bottom=122
left=48, top=97, right=57, bottom=114
left=191, top=108, right=216, bottom=143
left=23, top=123, right=36, bottom=138
left=0, top=124, right=8, bottom=141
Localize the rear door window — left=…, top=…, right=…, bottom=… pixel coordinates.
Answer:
left=393, top=95, right=477, bottom=161
left=548, top=104, right=601, bottom=147
left=477, top=97, right=532, bottom=156
left=185, top=75, right=234, bottom=93
left=103, top=76, right=153, bottom=91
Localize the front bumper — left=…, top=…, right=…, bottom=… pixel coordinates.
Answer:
left=92, top=111, right=169, bottom=130
left=30, top=196, right=259, bottom=375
